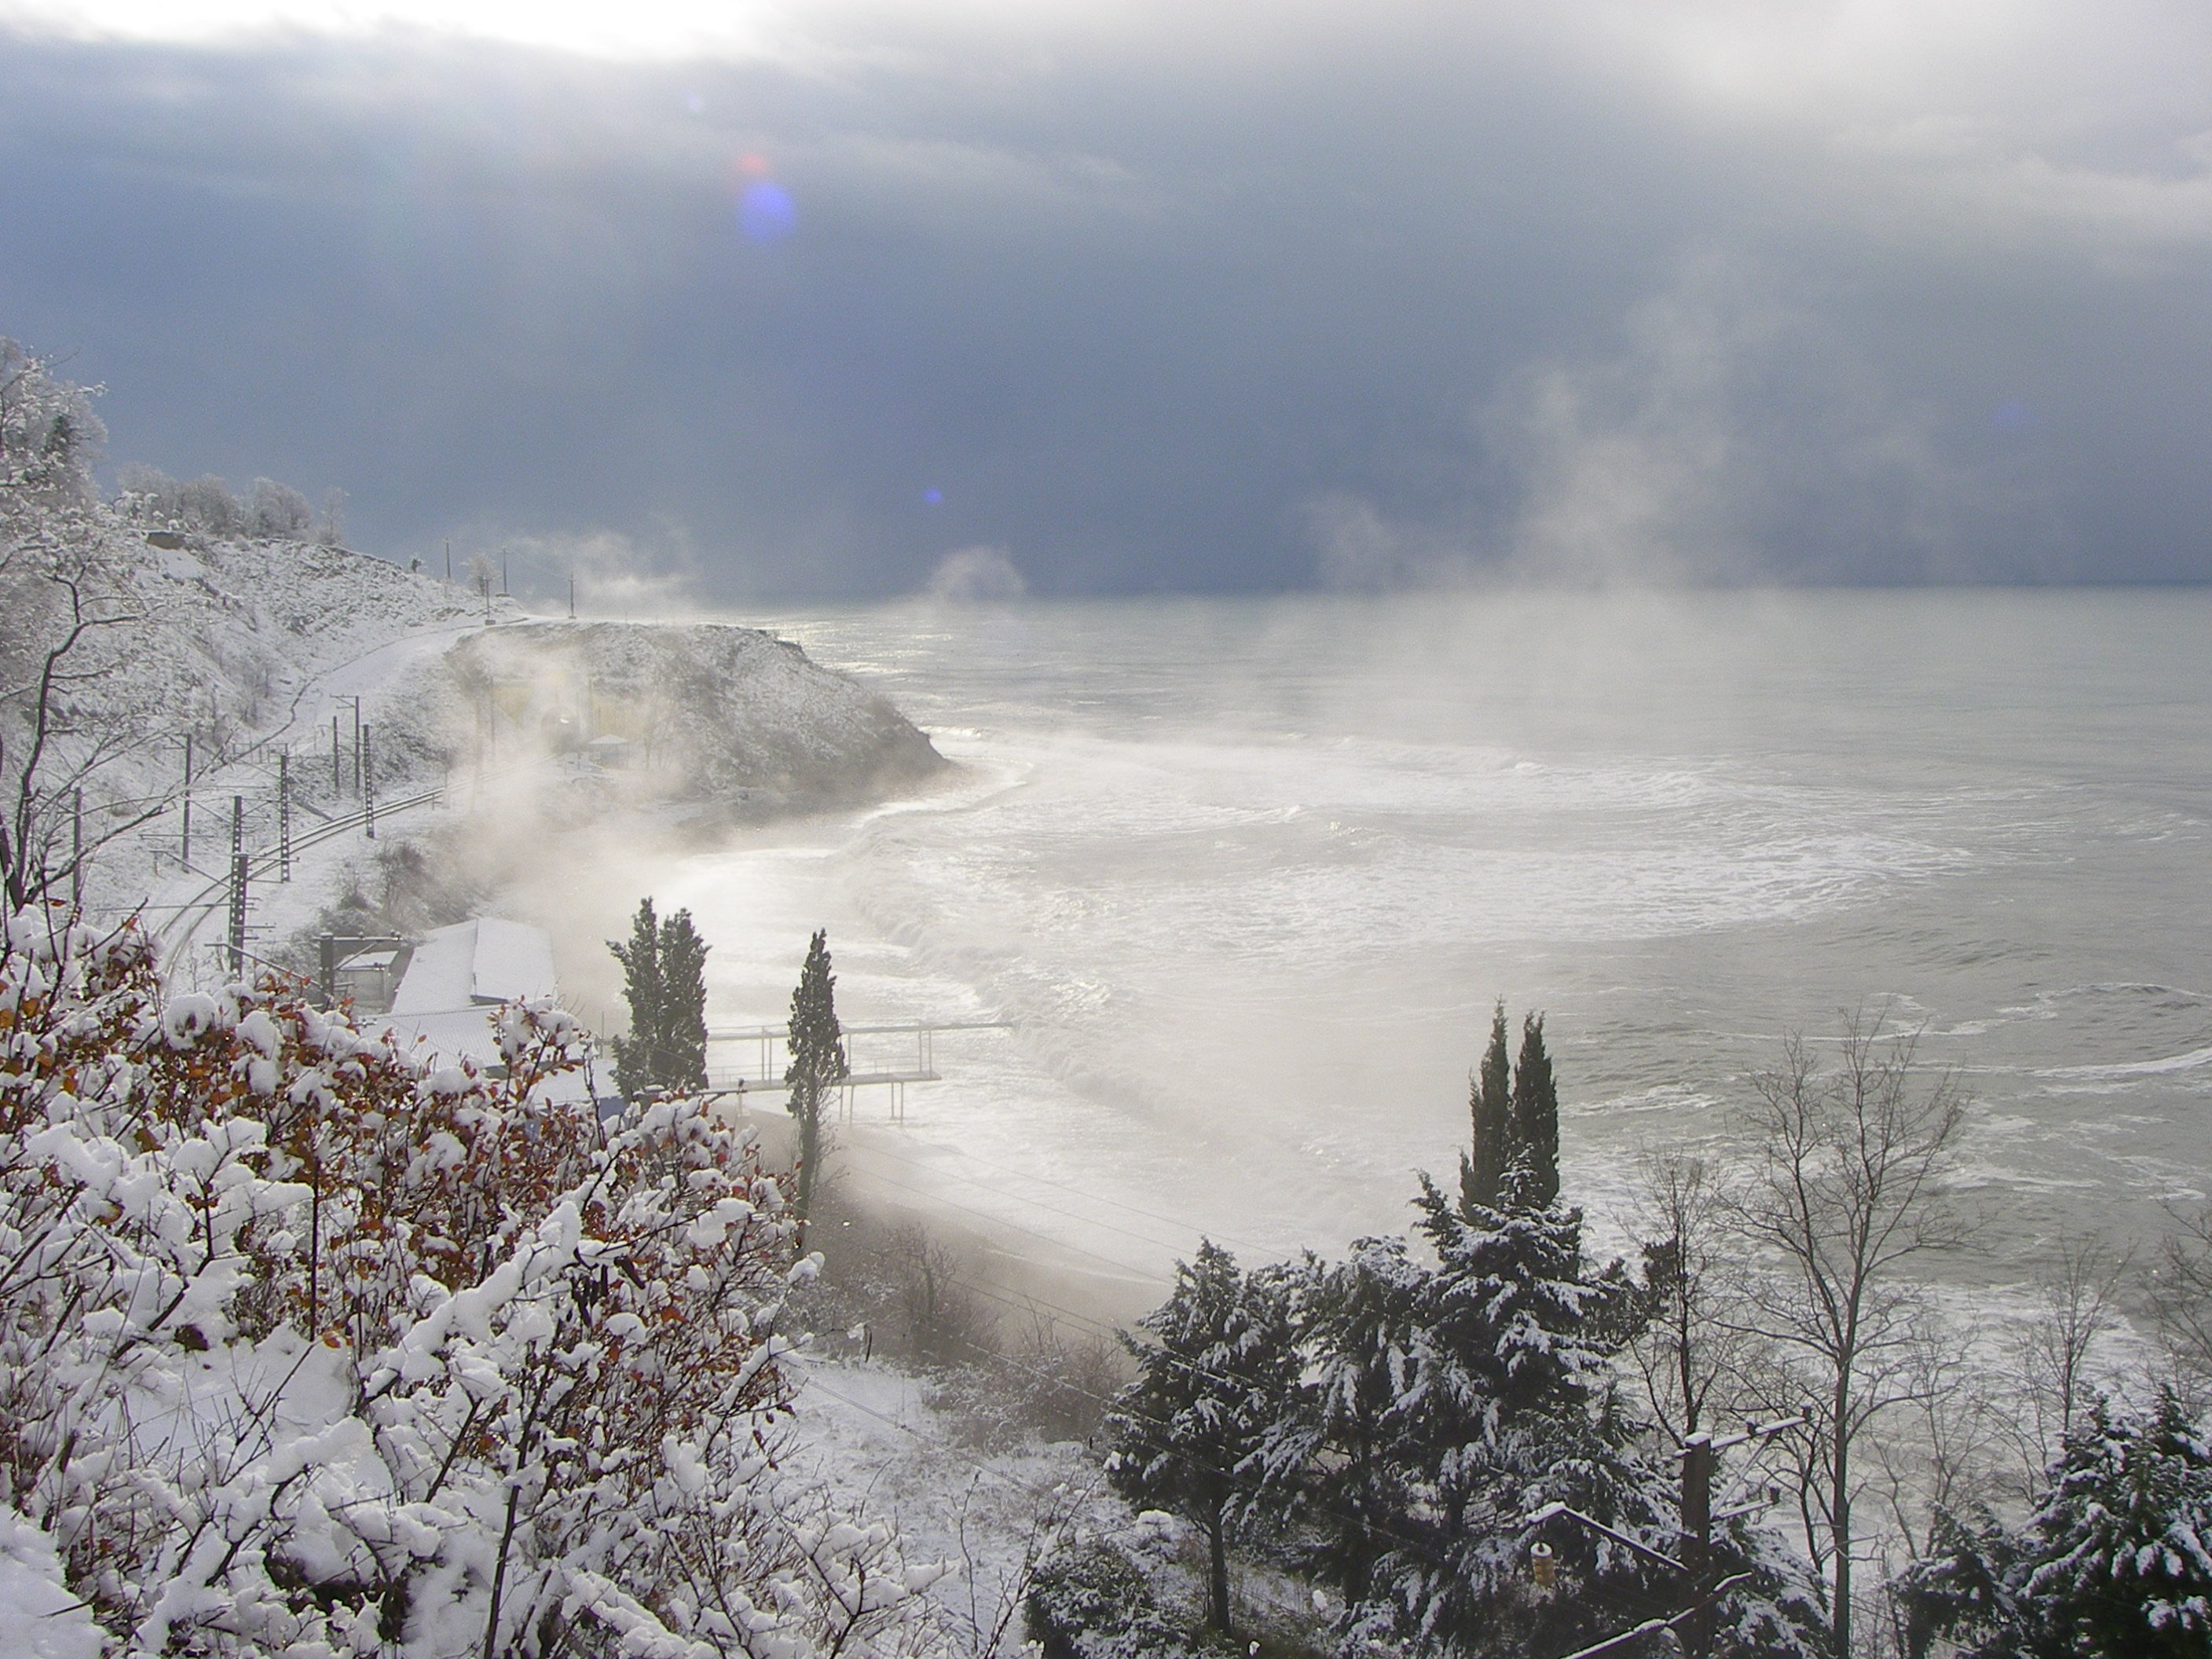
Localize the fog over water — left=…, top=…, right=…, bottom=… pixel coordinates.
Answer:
left=635, top=589, right=2212, bottom=1298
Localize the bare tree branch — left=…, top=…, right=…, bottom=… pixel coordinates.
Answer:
left=1727, top=1009, right=1970, bottom=1657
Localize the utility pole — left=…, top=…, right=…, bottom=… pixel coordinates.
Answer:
left=228, top=793, right=246, bottom=977
left=278, top=749, right=292, bottom=882
left=350, top=696, right=362, bottom=798
left=1525, top=1416, right=1800, bottom=1659
left=229, top=853, right=248, bottom=977
left=500, top=549, right=509, bottom=596
left=71, top=788, right=82, bottom=908
left=363, top=725, right=375, bottom=839
left=445, top=537, right=452, bottom=580
left=568, top=570, right=576, bottom=619
left=181, top=734, right=193, bottom=864
left=1680, top=1434, right=1714, bottom=1659
left=332, top=715, right=342, bottom=793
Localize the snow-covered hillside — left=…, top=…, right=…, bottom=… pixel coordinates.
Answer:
left=10, top=518, right=944, bottom=965
left=442, top=621, right=947, bottom=816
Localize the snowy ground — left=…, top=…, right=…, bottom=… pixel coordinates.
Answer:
left=776, top=1357, right=1113, bottom=1653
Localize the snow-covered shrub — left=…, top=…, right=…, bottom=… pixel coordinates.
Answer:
left=0, top=907, right=945, bottom=1657
left=1024, top=1540, right=1223, bottom=1659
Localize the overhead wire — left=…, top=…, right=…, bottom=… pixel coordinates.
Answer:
left=812, top=1274, right=1698, bottom=1628
left=833, top=1161, right=1175, bottom=1288
left=839, top=1137, right=1216, bottom=1262
left=808, top=1155, right=1724, bottom=1632
left=851, top=1130, right=1276, bottom=1257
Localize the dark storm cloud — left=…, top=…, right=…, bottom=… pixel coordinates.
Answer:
left=2, top=3, right=2208, bottom=596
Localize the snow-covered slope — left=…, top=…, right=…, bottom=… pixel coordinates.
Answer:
left=11, top=512, right=943, bottom=933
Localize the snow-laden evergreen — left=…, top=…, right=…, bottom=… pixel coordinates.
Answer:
left=1903, top=1392, right=2212, bottom=1658
left=1106, top=1240, right=1298, bottom=1635
left=1159, top=1101, right=1824, bottom=1654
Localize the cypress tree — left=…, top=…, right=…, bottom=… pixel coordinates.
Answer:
left=1509, top=1012, right=1560, bottom=1209
left=657, top=908, right=710, bottom=1094
left=1460, top=1002, right=1514, bottom=1212
left=786, top=929, right=848, bottom=1218
left=608, top=897, right=663, bottom=1102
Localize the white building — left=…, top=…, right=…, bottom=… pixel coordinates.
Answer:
left=374, top=917, right=596, bottom=1103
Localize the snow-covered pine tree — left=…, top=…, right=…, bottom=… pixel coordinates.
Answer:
left=1108, top=1240, right=1299, bottom=1635
left=785, top=928, right=847, bottom=1218
left=659, top=906, right=710, bottom=1094
left=1258, top=1237, right=1426, bottom=1610
left=1901, top=1392, right=2212, bottom=1659
left=1412, top=1173, right=1618, bottom=1430
left=609, top=895, right=664, bottom=1101
left=1252, top=1183, right=1666, bottom=1656
left=1460, top=1002, right=1514, bottom=1213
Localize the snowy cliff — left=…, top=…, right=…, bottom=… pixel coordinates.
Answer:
left=440, top=621, right=946, bottom=817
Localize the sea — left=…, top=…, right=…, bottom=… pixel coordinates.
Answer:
left=641, top=588, right=2212, bottom=1305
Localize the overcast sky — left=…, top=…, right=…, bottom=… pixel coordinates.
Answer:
left=3, top=1, right=2209, bottom=598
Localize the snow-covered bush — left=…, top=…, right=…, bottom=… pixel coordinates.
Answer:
left=1024, top=1540, right=1222, bottom=1659
left=0, top=906, right=946, bottom=1657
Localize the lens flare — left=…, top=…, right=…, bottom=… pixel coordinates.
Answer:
left=924, top=487, right=943, bottom=505
left=738, top=179, right=795, bottom=244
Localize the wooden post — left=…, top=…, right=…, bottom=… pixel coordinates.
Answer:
left=181, top=734, right=193, bottom=862
left=278, top=749, right=291, bottom=881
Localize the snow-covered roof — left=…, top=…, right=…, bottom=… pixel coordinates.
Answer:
left=389, top=917, right=558, bottom=1015
left=471, top=917, right=558, bottom=1005
left=389, top=923, right=473, bottom=1015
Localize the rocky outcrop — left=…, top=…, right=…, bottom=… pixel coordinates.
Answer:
left=441, top=621, right=946, bottom=817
